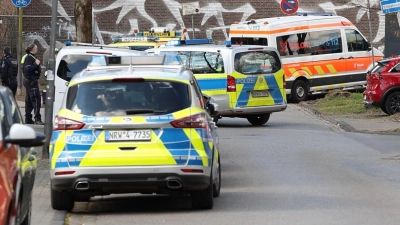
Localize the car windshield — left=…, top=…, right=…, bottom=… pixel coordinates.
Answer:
left=65, top=80, right=191, bottom=116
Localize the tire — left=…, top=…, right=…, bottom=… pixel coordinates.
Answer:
left=51, top=188, right=75, bottom=211
left=213, top=156, right=221, bottom=198
left=247, top=113, right=270, bottom=125
left=291, top=80, right=309, bottom=103
left=20, top=193, right=32, bottom=225
left=212, top=116, right=219, bottom=124
left=384, top=92, right=400, bottom=115
left=380, top=105, right=388, bottom=115
left=192, top=163, right=214, bottom=209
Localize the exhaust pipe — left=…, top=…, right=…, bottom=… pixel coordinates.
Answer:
left=75, top=181, right=89, bottom=190
left=167, top=180, right=182, bottom=189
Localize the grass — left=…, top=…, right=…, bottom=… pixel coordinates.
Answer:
left=313, top=91, right=383, bottom=116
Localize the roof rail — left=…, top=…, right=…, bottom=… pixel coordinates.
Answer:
left=296, top=12, right=335, bottom=16
left=64, top=41, right=130, bottom=49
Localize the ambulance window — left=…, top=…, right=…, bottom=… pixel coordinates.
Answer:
left=234, top=51, right=281, bottom=74
left=276, top=32, right=312, bottom=57
left=345, top=29, right=369, bottom=52
left=230, top=37, right=268, bottom=46
left=57, top=54, right=93, bottom=82
left=309, top=30, right=342, bottom=55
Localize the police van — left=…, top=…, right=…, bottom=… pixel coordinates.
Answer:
left=53, top=42, right=147, bottom=119
left=108, top=27, right=186, bottom=51
left=148, top=39, right=287, bottom=125
left=228, top=13, right=384, bottom=102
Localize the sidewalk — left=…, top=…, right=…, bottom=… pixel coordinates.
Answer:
left=17, top=100, right=66, bottom=225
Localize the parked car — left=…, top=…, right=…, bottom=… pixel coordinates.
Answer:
left=0, top=86, right=45, bottom=225
left=50, top=55, right=221, bottom=211
left=364, top=57, right=400, bottom=115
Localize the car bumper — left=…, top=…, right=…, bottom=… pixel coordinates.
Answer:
left=218, top=104, right=287, bottom=116
left=50, top=166, right=211, bottom=193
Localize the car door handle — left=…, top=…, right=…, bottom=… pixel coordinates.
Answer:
left=348, top=56, right=354, bottom=59
left=339, top=57, right=344, bottom=60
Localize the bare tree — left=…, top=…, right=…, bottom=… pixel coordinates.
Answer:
left=74, top=0, right=92, bottom=43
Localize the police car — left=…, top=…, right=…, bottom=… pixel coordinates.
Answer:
left=49, top=55, right=221, bottom=210
left=148, top=39, right=287, bottom=125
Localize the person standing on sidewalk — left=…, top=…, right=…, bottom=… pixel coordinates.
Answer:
left=22, top=43, right=44, bottom=125
left=1, top=47, right=18, bottom=97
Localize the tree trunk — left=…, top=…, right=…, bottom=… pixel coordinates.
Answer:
left=74, top=0, right=92, bottom=43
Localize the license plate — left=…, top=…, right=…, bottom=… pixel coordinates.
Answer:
left=105, top=130, right=151, bottom=141
left=251, top=91, right=269, bottom=97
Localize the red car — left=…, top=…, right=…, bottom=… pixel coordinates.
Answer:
left=0, top=86, right=45, bottom=225
left=364, top=57, right=400, bottom=115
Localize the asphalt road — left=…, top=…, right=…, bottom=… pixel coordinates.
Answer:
left=57, top=104, right=400, bottom=225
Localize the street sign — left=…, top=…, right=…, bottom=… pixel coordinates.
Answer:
left=11, top=0, right=31, bottom=8
left=381, top=0, right=400, bottom=14
left=280, top=0, right=299, bottom=15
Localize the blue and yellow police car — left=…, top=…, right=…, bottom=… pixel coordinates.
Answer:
left=148, top=39, right=287, bottom=125
left=49, top=55, right=221, bottom=210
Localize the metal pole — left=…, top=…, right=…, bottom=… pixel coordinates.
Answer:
left=192, top=15, right=195, bottom=39
left=42, top=0, right=58, bottom=159
left=17, top=8, right=22, bottom=95
left=367, top=0, right=375, bottom=67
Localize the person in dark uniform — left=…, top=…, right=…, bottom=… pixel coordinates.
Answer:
left=1, top=47, right=18, bottom=97
left=22, top=43, right=44, bottom=125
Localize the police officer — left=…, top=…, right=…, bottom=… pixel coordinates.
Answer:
left=22, top=43, right=44, bottom=125
left=1, top=47, right=18, bottom=97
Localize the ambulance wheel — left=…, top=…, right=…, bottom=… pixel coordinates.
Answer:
left=384, top=92, right=400, bottom=115
left=51, top=188, right=74, bottom=211
left=212, top=116, right=219, bottom=124
left=291, top=80, right=309, bottom=103
left=247, top=113, right=270, bottom=125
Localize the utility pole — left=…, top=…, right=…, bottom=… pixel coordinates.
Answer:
left=42, top=0, right=58, bottom=159
left=367, top=0, right=375, bottom=67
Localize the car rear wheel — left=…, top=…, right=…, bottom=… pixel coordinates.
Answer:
left=291, top=80, right=309, bottom=103
left=191, top=168, right=214, bottom=209
left=213, top=155, right=221, bottom=198
left=384, top=92, right=400, bottom=115
left=51, top=188, right=75, bottom=211
left=247, top=113, right=270, bottom=125
left=380, top=105, right=388, bottom=114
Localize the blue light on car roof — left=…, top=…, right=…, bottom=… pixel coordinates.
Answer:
left=165, top=38, right=214, bottom=46
left=65, top=41, right=72, bottom=46
left=225, top=40, right=232, bottom=48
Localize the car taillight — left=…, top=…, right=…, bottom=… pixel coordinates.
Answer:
left=227, top=75, right=236, bottom=92
left=371, top=73, right=381, bottom=80
left=170, top=114, right=206, bottom=128
left=54, top=116, right=85, bottom=130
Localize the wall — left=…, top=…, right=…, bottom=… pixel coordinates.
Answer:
left=0, top=0, right=393, bottom=60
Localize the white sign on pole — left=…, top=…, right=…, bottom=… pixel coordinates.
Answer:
left=182, top=2, right=199, bottom=16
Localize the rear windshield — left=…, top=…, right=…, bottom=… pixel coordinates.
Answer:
left=234, top=51, right=281, bottom=74
left=65, top=80, right=191, bottom=116
left=371, top=61, right=388, bottom=73
left=231, top=37, right=268, bottom=46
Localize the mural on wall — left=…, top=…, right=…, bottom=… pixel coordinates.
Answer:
left=23, top=0, right=400, bottom=55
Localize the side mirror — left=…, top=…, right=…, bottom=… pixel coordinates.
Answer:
left=367, top=42, right=372, bottom=52
left=5, top=124, right=46, bottom=147
left=208, top=102, right=219, bottom=116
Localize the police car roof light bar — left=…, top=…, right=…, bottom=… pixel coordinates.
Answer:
left=166, top=38, right=214, bottom=46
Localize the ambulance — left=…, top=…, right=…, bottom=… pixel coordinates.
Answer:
left=109, top=27, right=186, bottom=51
left=228, top=13, right=384, bottom=102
